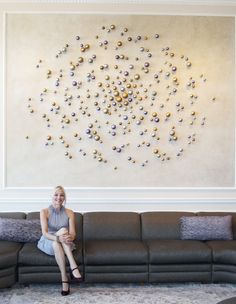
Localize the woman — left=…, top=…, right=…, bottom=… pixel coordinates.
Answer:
left=37, top=185, right=82, bottom=296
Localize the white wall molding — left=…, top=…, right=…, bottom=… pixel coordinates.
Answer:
left=1, top=1, right=236, bottom=6
left=0, top=188, right=236, bottom=212
left=0, top=197, right=236, bottom=212
left=1, top=2, right=236, bottom=16
left=0, top=1, right=236, bottom=212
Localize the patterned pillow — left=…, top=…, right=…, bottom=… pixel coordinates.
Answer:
left=180, top=215, right=233, bottom=240
left=0, top=218, right=42, bottom=242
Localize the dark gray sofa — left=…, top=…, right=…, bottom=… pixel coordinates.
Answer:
left=83, top=212, right=148, bottom=283
left=198, top=212, right=236, bottom=283
left=141, top=212, right=212, bottom=283
left=0, top=212, right=25, bottom=288
left=0, top=211, right=236, bottom=288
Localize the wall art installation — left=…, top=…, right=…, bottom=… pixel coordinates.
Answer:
left=5, top=14, right=235, bottom=187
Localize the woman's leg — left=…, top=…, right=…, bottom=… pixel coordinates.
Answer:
left=61, top=242, right=81, bottom=278
left=56, top=228, right=82, bottom=278
left=52, top=241, right=69, bottom=292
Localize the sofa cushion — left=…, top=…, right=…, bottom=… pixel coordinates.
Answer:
left=198, top=212, right=236, bottom=240
left=180, top=216, right=233, bottom=240
left=0, top=218, right=41, bottom=243
left=0, top=241, right=22, bottom=268
left=83, top=212, right=141, bottom=241
left=147, top=240, right=211, bottom=264
left=84, top=240, right=148, bottom=265
left=141, top=212, right=195, bottom=240
left=19, top=241, right=83, bottom=266
left=206, top=240, right=236, bottom=265
left=0, top=212, right=26, bottom=220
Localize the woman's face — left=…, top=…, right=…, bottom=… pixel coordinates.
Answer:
left=53, top=189, right=65, bottom=208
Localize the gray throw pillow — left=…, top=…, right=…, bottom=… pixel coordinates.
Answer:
left=0, top=218, right=42, bottom=242
left=180, top=215, right=233, bottom=240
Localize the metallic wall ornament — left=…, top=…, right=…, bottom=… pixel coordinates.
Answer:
left=26, top=22, right=214, bottom=170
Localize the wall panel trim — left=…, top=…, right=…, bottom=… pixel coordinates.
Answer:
left=0, top=0, right=235, bottom=212
left=0, top=188, right=236, bottom=212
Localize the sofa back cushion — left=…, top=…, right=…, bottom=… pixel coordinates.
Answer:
left=83, top=212, right=141, bottom=241
left=27, top=211, right=83, bottom=241
left=0, top=212, right=26, bottom=219
left=198, top=212, right=236, bottom=240
left=141, top=212, right=195, bottom=240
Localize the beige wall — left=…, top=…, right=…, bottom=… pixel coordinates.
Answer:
left=5, top=14, right=235, bottom=187
left=0, top=1, right=236, bottom=211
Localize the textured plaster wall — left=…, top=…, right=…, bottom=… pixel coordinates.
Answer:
left=5, top=14, right=235, bottom=187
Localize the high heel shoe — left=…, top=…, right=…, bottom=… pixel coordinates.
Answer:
left=70, top=267, right=83, bottom=282
left=61, top=281, right=70, bottom=296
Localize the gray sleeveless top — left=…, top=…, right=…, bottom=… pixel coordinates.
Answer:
left=47, top=205, right=69, bottom=233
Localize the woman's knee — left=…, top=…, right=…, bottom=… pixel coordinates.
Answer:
left=56, top=227, right=68, bottom=236
left=52, top=240, right=61, bottom=249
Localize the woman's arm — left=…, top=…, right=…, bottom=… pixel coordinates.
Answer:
left=40, top=208, right=58, bottom=242
left=66, top=209, right=76, bottom=241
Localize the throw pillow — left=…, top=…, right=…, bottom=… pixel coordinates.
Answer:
left=0, top=218, right=42, bottom=242
left=180, top=215, right=233, bottom=240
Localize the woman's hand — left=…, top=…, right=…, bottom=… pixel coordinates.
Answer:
left=59, top=233, right=73, bottom=244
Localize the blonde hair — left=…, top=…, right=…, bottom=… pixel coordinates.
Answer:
left=54, top=185, right=66, bottom=205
